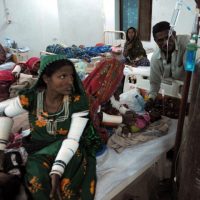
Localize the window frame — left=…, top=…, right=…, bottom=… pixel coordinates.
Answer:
left=119, top=0, right=152, bottom=41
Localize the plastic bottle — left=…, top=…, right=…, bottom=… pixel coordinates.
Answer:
left=134, top=94, right=145, bottom=112
left=185, top=37, right=198, bottom=72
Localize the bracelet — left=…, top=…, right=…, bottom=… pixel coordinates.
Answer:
left=53, top=160, right=67, bottom=169
left=49, top=170, right=62, bottom=177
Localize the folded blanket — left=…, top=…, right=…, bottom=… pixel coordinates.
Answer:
left=9, top=73, right=37, bottom=98
left=107, top=117, right=170, bottom=153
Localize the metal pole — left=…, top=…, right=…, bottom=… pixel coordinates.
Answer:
left=171, top=70, right=192, bottom=181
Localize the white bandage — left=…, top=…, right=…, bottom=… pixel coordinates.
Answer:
left=12, top=65, right=21, bottom=76
left=102, top=112, right=123, bottom=124
left=67, top=115, right=89, bottom=142
left=0, top=98, right=15, bottom=115
left=50, top=111, right=89, bottom=176
left=0, top=117, right=13, bottom=150
left=4, top=97, right=26, bottom=117
left=50, top=139, right=78, bottom=176
left=71, top=110, right=89, bottom=118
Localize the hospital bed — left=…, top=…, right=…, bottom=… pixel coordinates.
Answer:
left=122, top=47, right=184, bottom=99
left=95, top=118, right=177, bottom=200
left=40, top=30, right=126, bottom=75
left=41, top=30, right=126, bottom=59
left=103, top=30, right=126, bottom=47
left=9, top=103, right=178, bottom=200
left=123, top=65, right=183, bottom=99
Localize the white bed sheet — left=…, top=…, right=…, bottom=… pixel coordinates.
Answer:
left=0, top=62, right=15, bottom=71
left=95, top=119, right=177, bottom=200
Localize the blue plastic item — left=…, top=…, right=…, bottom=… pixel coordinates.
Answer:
left=185, top=39, right=198, bottom=72
left=96, top=144, right=107, bottom=157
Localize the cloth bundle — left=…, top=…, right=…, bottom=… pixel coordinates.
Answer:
left=148, top=97, right=181, bottom=119
left=9, top=73, right=37, bottom=98
left=4, top=147, right=28, bottom=176
left=107, top=117, right=170, bottom=153
left=46, top=44, right=112, bottom=62
left=129, top=113, right=150, bottom=133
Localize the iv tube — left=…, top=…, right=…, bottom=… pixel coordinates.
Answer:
left=165, top=1, right=183, bottom=61
left=169, top=0, right=192, bottom=36
left=166, top=0, right=192, bottom=61
left=170, top=0, right=183, bottom=30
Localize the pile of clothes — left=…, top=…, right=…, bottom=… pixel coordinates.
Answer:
left=46, top=44, right=111, bottom=62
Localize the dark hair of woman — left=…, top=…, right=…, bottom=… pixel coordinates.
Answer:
left=126, top=27, right=137, bottom=41
left=38, top=59, right=80, bottom=95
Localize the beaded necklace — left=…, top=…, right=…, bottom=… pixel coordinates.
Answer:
left=36, top=91, right=70, bottom=135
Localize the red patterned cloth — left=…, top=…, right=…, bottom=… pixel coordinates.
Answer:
left=25, top=57, right=40, bottom=70
left=0, top=70, right=15, bottom=101
left=15, top=57, right=40, bottom=75
left=0, top=70, right=15, bottom=81
left=83, top=58, right=125, bottom=143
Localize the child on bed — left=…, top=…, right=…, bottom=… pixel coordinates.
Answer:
left=12, top=57, right=40, bottom=77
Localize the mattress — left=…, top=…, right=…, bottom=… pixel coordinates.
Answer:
left=95, top=118, right=177, bottom=200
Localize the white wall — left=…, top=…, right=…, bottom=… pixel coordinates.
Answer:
left=103, top=0, right=115, bottom=30
left=0, top=0, right=197, bottom=57
left=0, top=0, right=104, bottom=57
left=143, top=0, right=197, bottom=49
left=104, top=0, right=197, bottom=49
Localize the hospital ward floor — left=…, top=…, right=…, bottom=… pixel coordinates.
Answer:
left=113, top=177, right=174, bottom=200
left=112, top=157, right=175, bottom=200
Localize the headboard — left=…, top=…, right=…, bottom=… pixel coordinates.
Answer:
left=104, top=30, right=126, bottom=47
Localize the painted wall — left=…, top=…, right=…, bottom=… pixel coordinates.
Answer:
left=106, top=0, right=197, bottom=49
left=143, top=0, right=197, bottom=49
left=0, top=0, right=197, bottom=57
left=0, top=0, right=104, bottom=57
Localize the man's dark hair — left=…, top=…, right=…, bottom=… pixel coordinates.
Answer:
left=152, top=21, right=170, bottom=39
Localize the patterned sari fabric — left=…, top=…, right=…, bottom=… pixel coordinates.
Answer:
left=83, top=58, right=125, bottom=143
left=46, top=44, right=111, bottom=62
left=17, top=55, right=102, bottom=200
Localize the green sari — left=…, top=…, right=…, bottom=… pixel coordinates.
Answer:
left=18, top=58, right=101, bottom=199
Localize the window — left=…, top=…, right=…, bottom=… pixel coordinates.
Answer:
left=120, top=0, right=152, bottom=41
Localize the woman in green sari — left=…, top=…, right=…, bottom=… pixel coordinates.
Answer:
left=0, top=54, right=101, bottom=200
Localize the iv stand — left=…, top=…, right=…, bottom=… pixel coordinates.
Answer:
left=170, top=1, right=199, bottom=183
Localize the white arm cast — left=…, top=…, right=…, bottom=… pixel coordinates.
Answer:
left=102, top=112, right=123, bottom=124
left=0, top=117, right=13, bottom=150
left=12, top=65, right=22, bottom=76
left=0, top=97, right=26, bottom=117
left=0, top=97, right=26, bottom=150
left=50, top=111, right=89, bottom=177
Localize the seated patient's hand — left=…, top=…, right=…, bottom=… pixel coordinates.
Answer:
left=50, top=173, right=62, bottom=200
left=122, top=111, right=135, bottom=125
left=127, top=43, right=133, bottom=50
